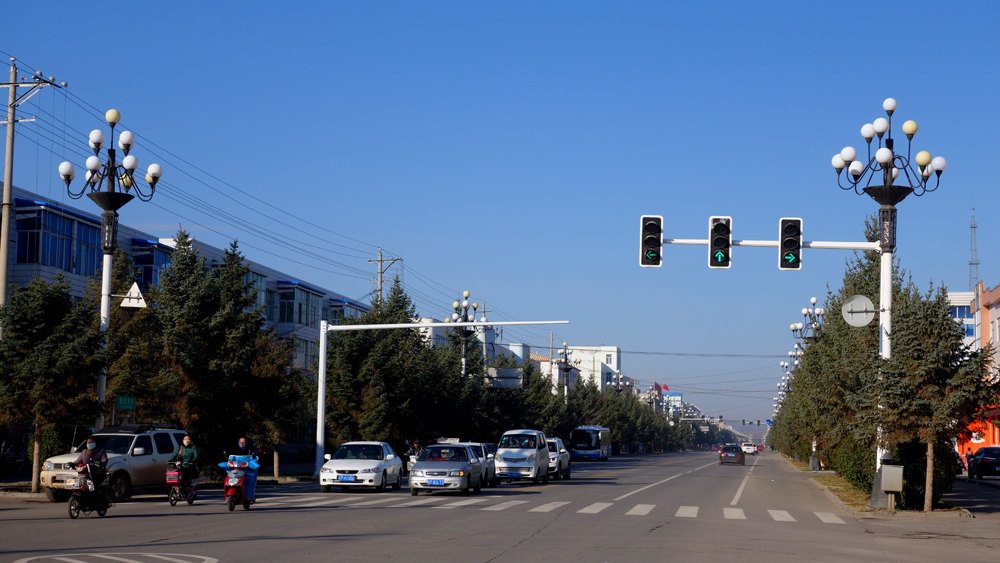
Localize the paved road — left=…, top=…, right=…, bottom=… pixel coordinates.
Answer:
left=2, top=452, right=1000, bottom=562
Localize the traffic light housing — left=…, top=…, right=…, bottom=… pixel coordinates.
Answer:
left=757, top=420, right=761, bottom=426
left=640, top=215, right=663, bottom=267
left=779, top=217, right=802, bottom=270
left=709, top=216, right=732, bottom=269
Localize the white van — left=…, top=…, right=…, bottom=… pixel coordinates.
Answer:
left=495, top=429, right=549, bottom=485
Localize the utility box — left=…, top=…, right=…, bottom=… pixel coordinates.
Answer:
left=881, top=464, right=903, bottom=493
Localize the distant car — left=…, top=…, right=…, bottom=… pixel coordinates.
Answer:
left=719, top=445, right=745, bottom=466
left=319, top=441, right=403, bottom=493
left=757, top=444, right=765, bottom=452
left=410, top=444, right=483, bottom=495
left=460, top=442, right=496, bottom=487
left=741, top=443, right=757, bottom=455
left=546, top=438, right=571, bottom=480
left=711, top=443, right=723, bottom=451
left=968, top=447, right=1000, bottom=479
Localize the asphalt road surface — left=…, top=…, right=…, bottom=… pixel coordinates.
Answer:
left=3, top=451, right=1000, bottom=562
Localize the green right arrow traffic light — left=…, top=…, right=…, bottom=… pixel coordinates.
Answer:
left=779, top=217, right=802, bottom=270
left=708, top=216, right=732, bottom=269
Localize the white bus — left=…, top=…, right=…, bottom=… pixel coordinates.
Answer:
left=569, top=425, right=611, bottom=460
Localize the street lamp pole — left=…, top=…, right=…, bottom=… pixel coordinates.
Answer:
left=832, top=97, right=945, bottom=504
left=445, top=290, right=479, bottom=378
left=59, top=109, right=162, bottom=429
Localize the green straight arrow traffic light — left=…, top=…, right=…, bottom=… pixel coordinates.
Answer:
left=708, top=216, right=732, bottom=269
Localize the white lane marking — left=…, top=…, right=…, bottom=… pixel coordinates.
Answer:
left=482, top=500, right=529, bottom=511
left=614, top=461, right=717, bottom=501
left=90, top=555, right=146, bottom=562
left=724, top=507, right=746, bottom=519
left=389, top=497, right=440, bottom=508
left=675, top=506, right=699, bottom=518
left=730, top=474, right=749, bottom=505
left=577, top=502, right=613, bottom=514
left=769, top=509, right=796, bottom=522
left=626, top=504, right=655, bottom=516
left=529, top=501, right=571, bottom=512
left=297, top=495, right=363, bottom=507
left=434, top=498, right=487, bottom=509
left=815, top=511, right=846, bottom=524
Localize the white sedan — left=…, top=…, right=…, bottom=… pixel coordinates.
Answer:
left=320, top=441, right=403, bottom=492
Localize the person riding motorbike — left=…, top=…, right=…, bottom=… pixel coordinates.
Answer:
left=173, top=435, right=199, bottom=489
left=74, top=438, right=108, bottom=486
left=234, top=437, right=256, bottom=457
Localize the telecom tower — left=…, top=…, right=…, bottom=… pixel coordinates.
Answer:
left=970, top=208, right=981, bottom=291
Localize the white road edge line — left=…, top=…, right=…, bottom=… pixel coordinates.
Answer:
left=729, top=461, right=755, bottom=505
left=613, top=461, right=717, bottom=502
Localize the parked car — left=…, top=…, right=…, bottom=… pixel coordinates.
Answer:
left=319, top=441, right=403, bottom=492
left=409, top=444, right=482, bottom=495
left=719, top=445, right=746, bottom=466
left=968, top=447, right=1000, bottom=479
left=741, top=443, right=757, bottom=455
left=495, top=429, right=549, bottom=485
left=41, top=425, right=188, bottom=502
left=546, top=438, right=571, bottom=480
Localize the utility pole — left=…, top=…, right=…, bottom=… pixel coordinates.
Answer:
left=0, top=58, right=64, bottom=332
left=367, top=247, right=401, bottom=302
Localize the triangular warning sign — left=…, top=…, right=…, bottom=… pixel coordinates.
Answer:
left=120, top=282, right=147, bottom=308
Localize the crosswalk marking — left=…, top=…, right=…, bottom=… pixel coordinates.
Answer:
left=351, top=497, right=396, bottom=506
left=389, top=497, right=439, bottom=508
left=626, top=504, right=655, bottom=516
left=577, top=502, right=613, bottom=514
left=530, top=501, right=571, bottom=513
left=815, top=512, right=845, bottom=524
left=675, top=506, right=699, bottom=518
left=297, top=496, right=362, bottom=507
left=482, top=500, right=529, bottom=511
left=723, top=507, right=746, bottom=520
left=768, top=509, right=796, bottom=522
left=434, top=498, right=487, bottom=509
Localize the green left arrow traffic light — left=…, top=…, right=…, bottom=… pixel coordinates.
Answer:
left=640, top=215, right=663, bottom=267
left=779, top=217, right=802, bottom=270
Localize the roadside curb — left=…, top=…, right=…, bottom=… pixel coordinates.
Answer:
left=778, top=454, right=974, bottom=519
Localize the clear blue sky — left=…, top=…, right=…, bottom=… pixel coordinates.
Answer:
left=5, top=2, right=998, bottom=423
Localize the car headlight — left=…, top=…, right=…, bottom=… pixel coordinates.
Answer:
left=449, top=470, right=466, bottom=477
left=321, top=467, right=335, bottom=474
left=42, top=461, right=53, bottom=471
left=411, top=470, right=423, bottom=477
left=549, top=455, right=556, bottom=462
left=359, top=468, right=377, bottom=474
left=528, top=453, right=536, bottom=462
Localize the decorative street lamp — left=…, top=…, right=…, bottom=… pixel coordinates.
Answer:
left=790, top=296, right=825, bottom=342
left=444, top=290, right=483, bottom=378
left=832, top=97, right=945, bottom=505
left=59, top=109, right=162, bottom=429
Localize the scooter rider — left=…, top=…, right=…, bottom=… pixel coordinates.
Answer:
left=74, top=438, right=108, bottom=485
left=234, top=437, right=256, bottom=457
left=173, top=435, right=199, bottom=488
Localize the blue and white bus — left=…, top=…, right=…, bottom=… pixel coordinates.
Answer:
left=569, top=425, right=611, bottom=460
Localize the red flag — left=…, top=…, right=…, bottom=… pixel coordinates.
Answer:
left=662, top=384, right=669, bottom=391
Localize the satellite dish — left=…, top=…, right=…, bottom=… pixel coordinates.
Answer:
left=842, top=294, right=875, bottom=327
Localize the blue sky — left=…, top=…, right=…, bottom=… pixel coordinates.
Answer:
left=5, top=2, right=998, bottom=423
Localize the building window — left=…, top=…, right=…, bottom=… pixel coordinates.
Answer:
left=605, top=354, right=612, bottom=365
left=16, top=208, right=75, bottom=272
left=74, top=222, right=100, bottom=277
left=951, top=305, right=973, bottom=319
left=279, top=291, right=295, bottom=323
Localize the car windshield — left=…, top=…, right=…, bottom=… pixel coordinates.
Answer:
left=82, top=434, right=135, bottom=455
left=332, top=444, right=384, bottom=461
left=722, top=446, right=742, bottom=453
left=499, top=435, right=536, bottom=449
left=547, top=441, right=558, bottom=451
left=418, top=447, right=467, bottom=462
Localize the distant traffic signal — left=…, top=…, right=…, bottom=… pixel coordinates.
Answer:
left=757, top=420, right=761, bottom=426
left=709, top=216, right=732, bottom=269
left=640, top=215, right=663, bottom=268
left=779, top=217, right=802, bottom=270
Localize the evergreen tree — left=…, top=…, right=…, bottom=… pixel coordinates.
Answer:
left=0, top=277, right=103, bottom=492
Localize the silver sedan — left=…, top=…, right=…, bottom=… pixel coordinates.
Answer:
left=409, top=444, right=483, bottom=496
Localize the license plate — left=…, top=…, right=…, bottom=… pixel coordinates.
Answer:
left=337, top=475, right=356, bottom=482
left=428, top=479, right=444, bottom=486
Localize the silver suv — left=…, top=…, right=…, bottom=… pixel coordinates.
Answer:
left=41, top=425, right=188, bottom=502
